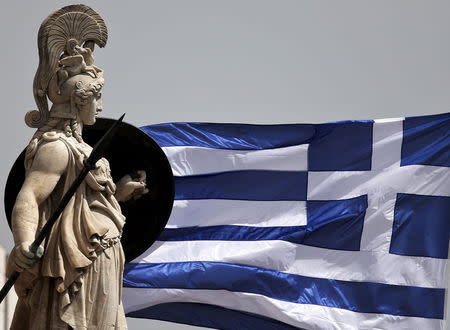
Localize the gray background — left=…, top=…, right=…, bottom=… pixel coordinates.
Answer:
left=1, top=1, right=449, bottom=329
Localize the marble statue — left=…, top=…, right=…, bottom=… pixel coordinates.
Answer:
left=6, top=5, right=147, bottom=329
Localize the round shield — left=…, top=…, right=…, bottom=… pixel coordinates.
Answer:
left=4, top=117, right=174, bottom=262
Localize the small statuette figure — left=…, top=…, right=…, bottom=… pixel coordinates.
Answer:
left=6, top=5, right=147, bottom=329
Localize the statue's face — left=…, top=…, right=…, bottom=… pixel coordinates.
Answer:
left=78, top=88, right=102, bottom=125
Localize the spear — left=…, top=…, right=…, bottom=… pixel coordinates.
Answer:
left=0, top=113, right=125, bottom=304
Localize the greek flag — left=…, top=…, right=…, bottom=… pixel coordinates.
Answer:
left=123, top=113, right=450, bottom=329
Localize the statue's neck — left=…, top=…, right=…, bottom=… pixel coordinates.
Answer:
left=77, top=121, right=84, bottom=136
left=49, top=103, right=83, bottom=138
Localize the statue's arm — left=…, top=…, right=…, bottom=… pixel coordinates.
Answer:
left=9, top=140, right=68, bottom=272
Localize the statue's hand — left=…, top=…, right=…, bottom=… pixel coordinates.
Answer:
left=7, top=242, right=44, bottom=276
left=115, top=170, right=149, bottom=202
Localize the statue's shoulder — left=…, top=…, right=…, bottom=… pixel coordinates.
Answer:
left=35, top=134, right=70, bottom=160
left=25, top=132, right=71, bottom=172
left=39, top=131, right=78, bottom=152
left=35, top=131, right=69, bottom=152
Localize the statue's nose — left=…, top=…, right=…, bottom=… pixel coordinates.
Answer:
left=97, top=99, right=103, bottom=112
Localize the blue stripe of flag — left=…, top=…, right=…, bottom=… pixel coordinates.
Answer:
left=141, top=122, right=315, bottom=149
left=124, top=261, right=445, bottom=319
left=159, top=225, right=308, bottom=243
left=127, top=302, right=301, bottom=330
left=174, top=170, right=308, bottom=201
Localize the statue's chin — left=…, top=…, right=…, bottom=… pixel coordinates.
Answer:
left=84, top=118, right=96, bottom=126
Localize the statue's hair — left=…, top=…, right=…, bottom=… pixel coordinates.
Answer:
left=72, top=77, right=104, bottom=106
